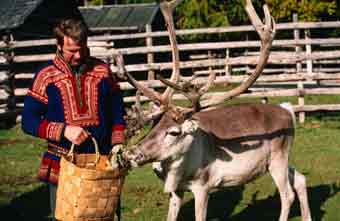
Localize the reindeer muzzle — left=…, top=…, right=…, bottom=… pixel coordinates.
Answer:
left=123, top=147, right=147, bottom=167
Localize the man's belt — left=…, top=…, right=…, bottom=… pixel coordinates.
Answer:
left=47, top=143, right=69, bottom=157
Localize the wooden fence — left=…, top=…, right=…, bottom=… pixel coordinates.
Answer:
left=1, top=19, right=340, bottom=125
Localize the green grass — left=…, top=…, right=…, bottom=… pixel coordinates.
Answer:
left=1, top=96, right=340, bottom=220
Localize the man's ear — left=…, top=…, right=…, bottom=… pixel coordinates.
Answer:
left=181, top=119, right=199, bottom=134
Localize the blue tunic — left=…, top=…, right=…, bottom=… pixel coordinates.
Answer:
left=21, top=53, right=126, bottom=184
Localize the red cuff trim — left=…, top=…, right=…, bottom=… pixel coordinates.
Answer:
left=38, top=156, right=60, bottom=185
left=38, top=120, right=49, bottom=138
left=47, top=122, right=64, bottom=142
left=112, top=124, right=125, bottom=131
left=38, top=120, right=64, bottom=142
left=112, top=124, right=125, bottom=145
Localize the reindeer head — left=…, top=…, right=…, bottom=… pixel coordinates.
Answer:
left=116, top=0, right=276, bottom=166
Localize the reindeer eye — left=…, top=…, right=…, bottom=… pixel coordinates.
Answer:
left=167, top=127, right=181, bottom=136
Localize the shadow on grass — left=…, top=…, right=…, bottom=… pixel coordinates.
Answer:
left=1, top=183, right=339, bottom=221
left=178, top=186, right=244, bottom=221
left=178, top=183, right=340, bottom=221
left=0, top=185, right=51, bottom=221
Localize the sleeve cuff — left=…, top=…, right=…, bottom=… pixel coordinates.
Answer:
left=38, top=120, right=65, bottom=142
left=112, top=124, right=125, bottom=145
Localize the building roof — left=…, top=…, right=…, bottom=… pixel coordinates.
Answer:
left=0, top=0, right=44, bottom=30
left=0, top=0, right=82, bottom=39
left=79, top=3, right=160, bottom=31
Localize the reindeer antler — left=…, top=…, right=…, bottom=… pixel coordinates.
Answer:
left=113, top=0, right=184, bottom=118
left=201, top=0, right=276, bottom=109
left=158, top=69, right=216, bottom=112
left=159, top=0, right=182, bottom=103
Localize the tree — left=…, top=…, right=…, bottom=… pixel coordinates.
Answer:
left=265, top=0, right=336, bottom=22
left=176, top=0, right=254, bottom=29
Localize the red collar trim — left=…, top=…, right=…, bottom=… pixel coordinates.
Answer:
left=53, top=51, right=73, bottom=76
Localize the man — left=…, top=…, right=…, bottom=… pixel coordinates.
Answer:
left=21, top=18, right=126, bottom=219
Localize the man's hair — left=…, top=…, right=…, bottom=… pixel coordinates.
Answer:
left=54, top=18, right=88, bottom=46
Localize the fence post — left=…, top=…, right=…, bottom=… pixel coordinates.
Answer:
left=145, top=24, right=155, bottom=80
left=208, top=50, right=213, bottom=76
left=105, top=40, right=113, bottom=70
left=225, top=48, right=231, bottom=76
left=3, top=32, right=16, bottom=125
left=293, top=14, right=305, bottom=123
left=305, top=29, right=313, bottom=74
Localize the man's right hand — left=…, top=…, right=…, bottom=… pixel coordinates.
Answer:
left=64, top=125, right=89, bottom=145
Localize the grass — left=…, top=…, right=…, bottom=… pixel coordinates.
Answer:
left=1, top=96, right=340, bottom=220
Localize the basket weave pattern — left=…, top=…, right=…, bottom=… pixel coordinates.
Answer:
left=55, top=139, right=126, bottom=221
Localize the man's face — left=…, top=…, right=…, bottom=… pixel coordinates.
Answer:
left=58, top=36, right=88, bottom=67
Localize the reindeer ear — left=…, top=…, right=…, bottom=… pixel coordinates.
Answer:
left=182, top=119, right=199, bottom=134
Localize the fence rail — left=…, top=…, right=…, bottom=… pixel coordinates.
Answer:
left=1, top=20, right=340, bottom=125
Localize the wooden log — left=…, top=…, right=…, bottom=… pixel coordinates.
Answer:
left=86, top=21, right=340, bottom=41
left=0, top=71, right=8, bottom=81
left=123, top=87, right=340, bottom=103
left=109, top=50, right=340, bottom=73
left=146, top=24, right=155, bottom=80
left=14, top=48, right=340, bottom=65
left=15, top=73, right=34, bottom=79
left=298, top=81, right=305, bottom=123
left=1, top=39, right=111, bottom=49
left=0, top=56, right=6, bottom=64
left=14, top=88, right=28, bottom=96
left=17, top=65, right=340, bottom=81
left=14, top=72, right=340, bottom=93
left=2, top=21, right=340, bottom=50
left=0, top=89, right=9, bottom=99
left=294, top=104, right=340, bottom=112
left=106, top=38, right=340, bottom=56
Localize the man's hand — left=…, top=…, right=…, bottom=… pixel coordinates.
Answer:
left=64, top=125, right=89, bottom=145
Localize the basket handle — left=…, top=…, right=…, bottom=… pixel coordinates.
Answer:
left=67, top=136, right=100, bottom=164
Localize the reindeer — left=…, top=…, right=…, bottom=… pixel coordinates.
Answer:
left=114, top=1, right=312, bottom=221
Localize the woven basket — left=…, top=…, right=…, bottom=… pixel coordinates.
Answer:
left=55, top=137, right=127, bottom=221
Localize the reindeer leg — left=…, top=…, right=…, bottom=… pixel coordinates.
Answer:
left=269, top=138, right=295, bottom=221
left=288, top=167, right=312, bottom=221
left=191, top=187, right=209, bottom=221
left=167, top=191, right=184, bottom=221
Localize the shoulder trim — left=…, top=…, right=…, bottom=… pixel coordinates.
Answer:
left=87, top=57, right=111, bottom=78
left=29, top=65, right=67, bottom=103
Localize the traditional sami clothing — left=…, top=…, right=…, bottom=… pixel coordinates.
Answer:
left=22, top=52, right=126, bottom=185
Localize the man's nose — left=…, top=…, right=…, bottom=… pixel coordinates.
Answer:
left=74, top=51, right=81, bottom=59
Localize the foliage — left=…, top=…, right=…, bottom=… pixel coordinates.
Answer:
left=122, top=0, right=155, bottom=3
left=86, top=0, right=104, bottom=5
left=176, top=0, right=250, bottom=30
left=176, top=0, right=336, bottom=27
left=112, top=0, right=337, bottom=26
left=265, top=0, right=337, bottom=22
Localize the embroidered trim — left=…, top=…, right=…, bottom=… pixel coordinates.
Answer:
left=27, top=90, right=48, bottom=104
left=55, top=76, right=101, bottom=126
left=46, top=122, right=64, bottom=142
left=54, top=51, right=72, bottom=75
left=38, top=156, right=60, bottom=185
left=52, top=55, right=111, bottom=126
left=47, top=143, right=69, bottom=157
left=30, top=66, right=67, bottom=104
left=38, top=120, right=64, bottom=141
